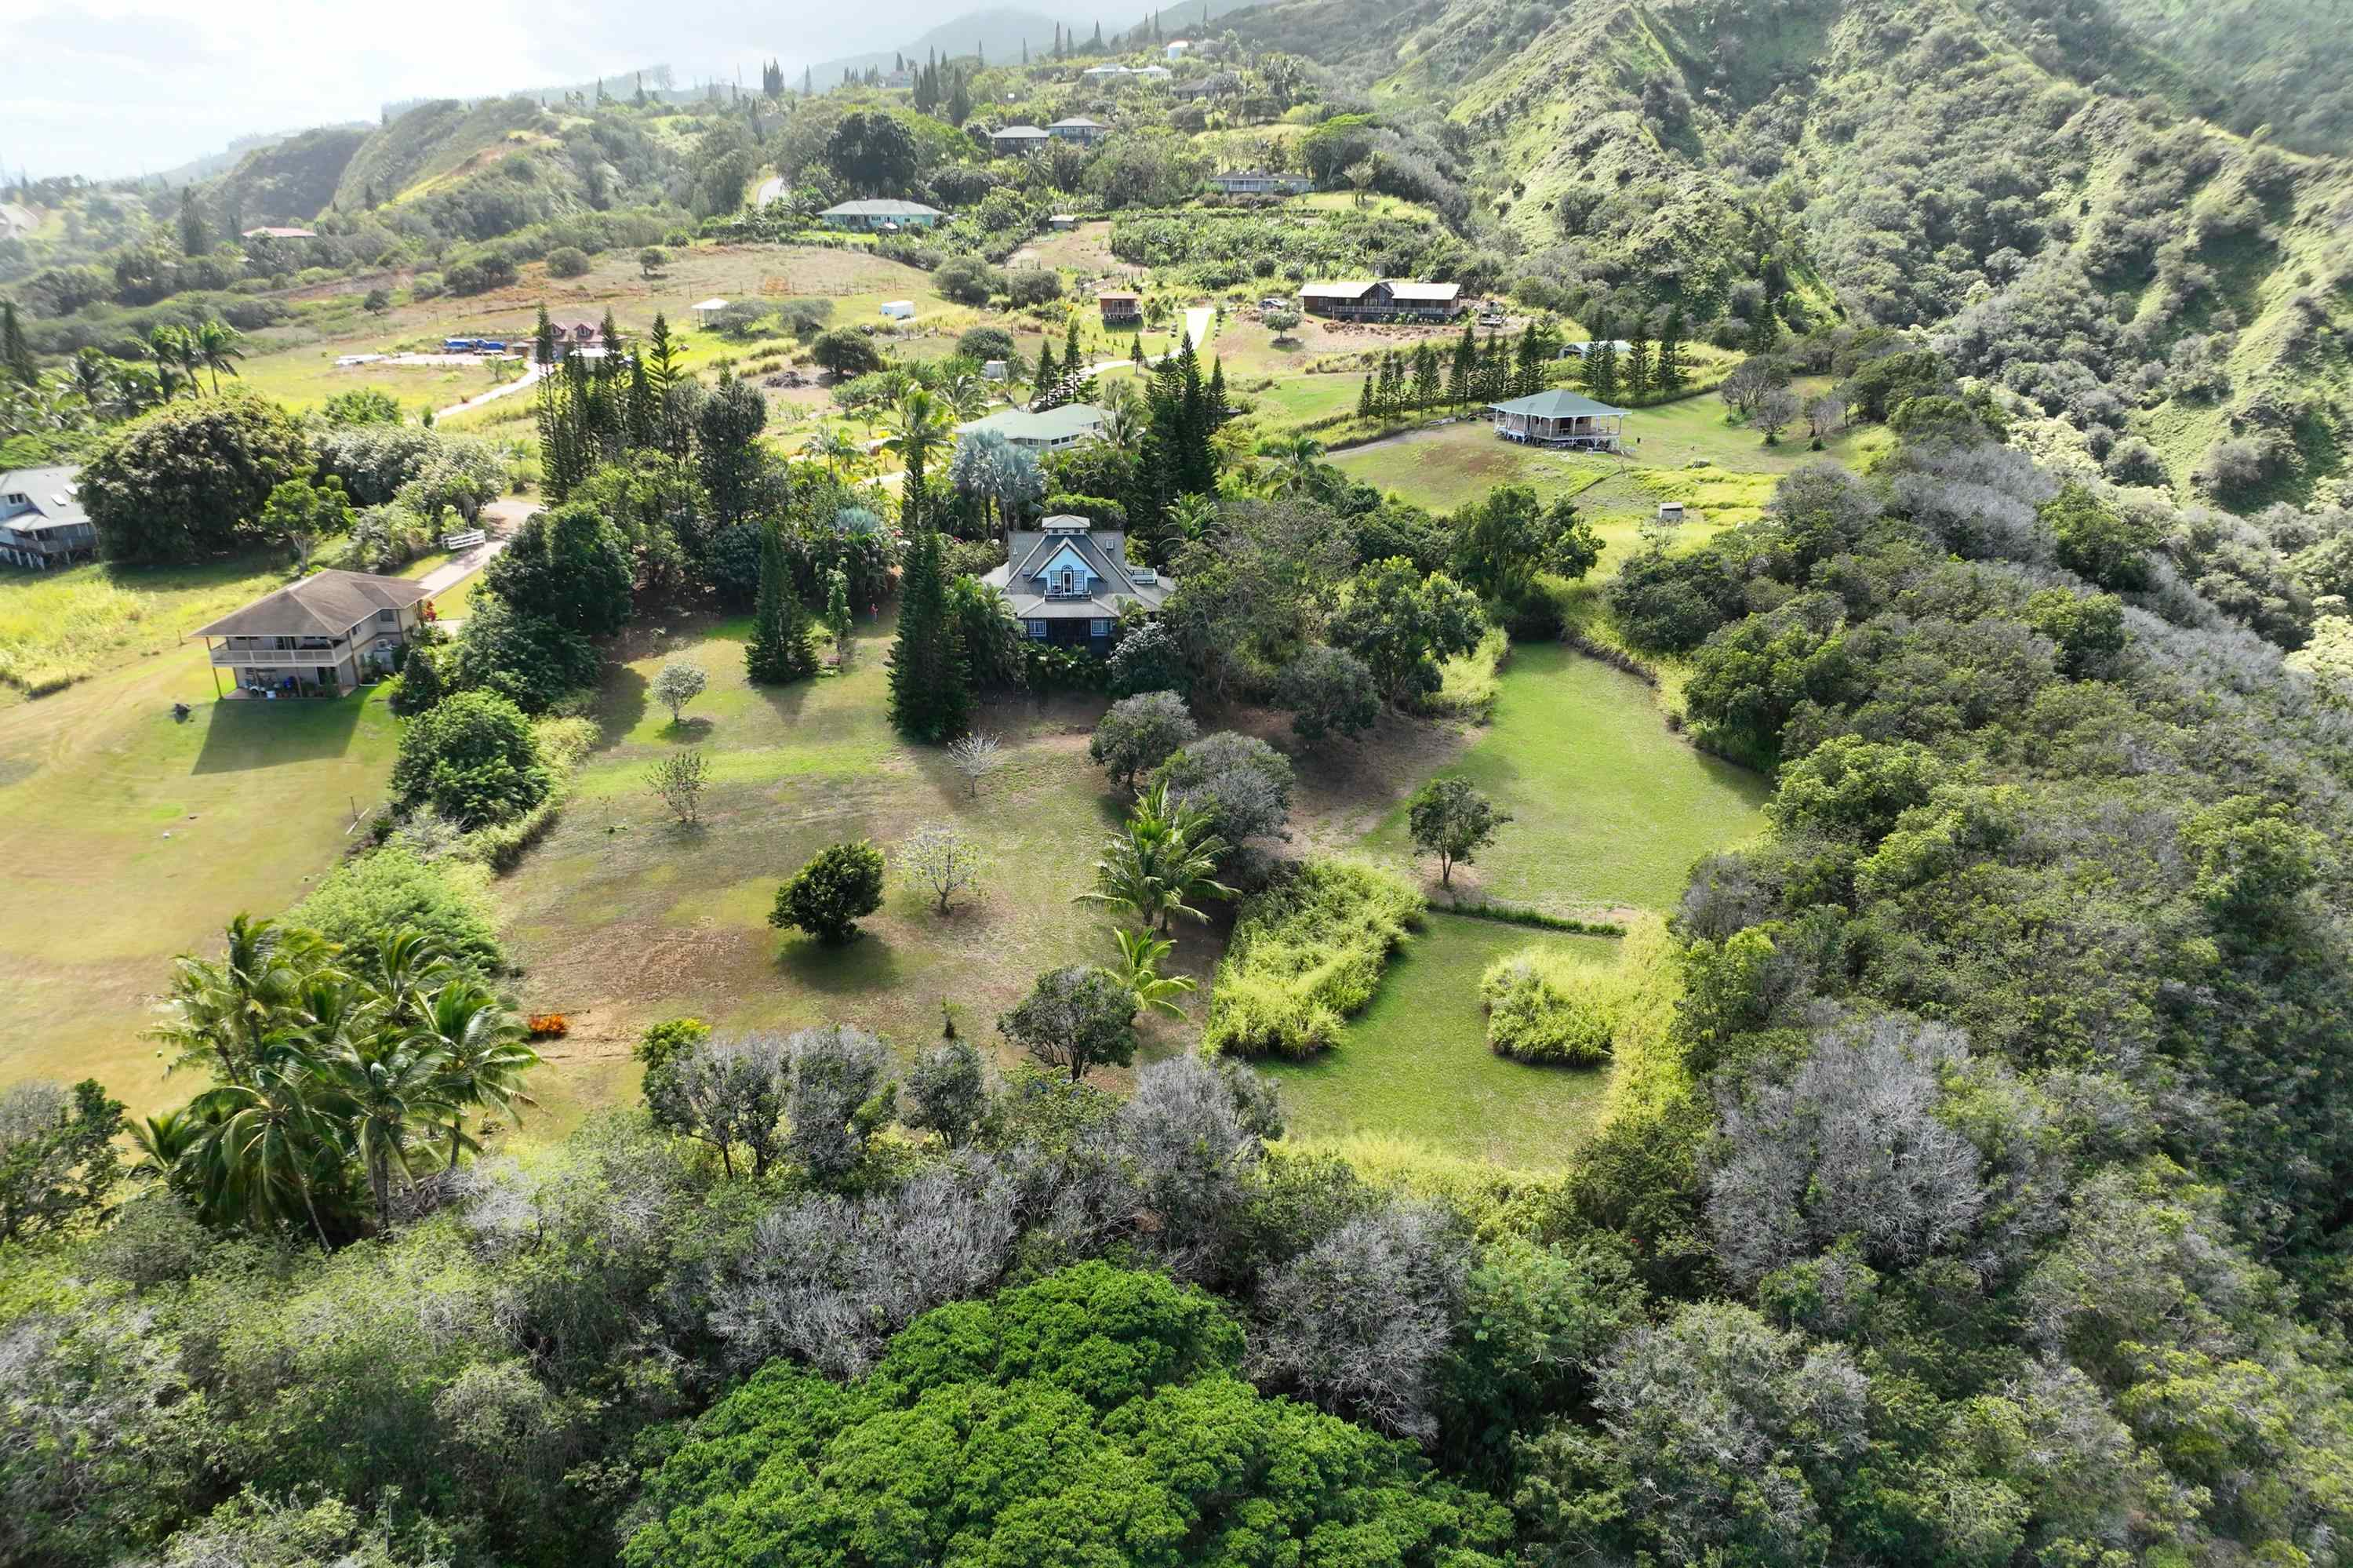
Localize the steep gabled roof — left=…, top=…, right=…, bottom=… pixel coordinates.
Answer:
left=0, top=465, right=89, bottom=529
left=191, top=570, right=434, bottom=640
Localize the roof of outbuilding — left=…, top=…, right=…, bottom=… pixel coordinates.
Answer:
left=191, top=569, right=435, bottom=640
left=956, top=404, right=1107, bottom=442
left=992, top=124, right=1050, bottom=137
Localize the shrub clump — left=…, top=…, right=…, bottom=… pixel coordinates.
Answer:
left=1480, top=947, right=1623, bottom=1065
left=1202, top=860, right=1424, bottom=1059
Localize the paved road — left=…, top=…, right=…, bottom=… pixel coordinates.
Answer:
left=754, top=175, right=787, bottom=206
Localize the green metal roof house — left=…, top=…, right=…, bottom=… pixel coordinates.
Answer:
left=1488, top=389, right=1628, bottom=450
left=955, top=404, right=1107, bottom=450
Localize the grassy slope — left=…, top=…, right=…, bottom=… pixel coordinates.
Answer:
left=1361, top=642, right=1767, bottom=915
left=0, top=544, right=482, bottom=1114
left=0, top=657, right=402, bottom=1116
left=0, top=555, right=293, bottom=698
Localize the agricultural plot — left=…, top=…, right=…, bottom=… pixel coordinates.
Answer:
left=0, top=554, right=290, bottom=699
left=237, top=245, right=950, bottom=411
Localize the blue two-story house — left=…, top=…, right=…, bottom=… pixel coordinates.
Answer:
left=0, top=466, right=98, bottom=569
left=980, top=515, right=1172, bottom=653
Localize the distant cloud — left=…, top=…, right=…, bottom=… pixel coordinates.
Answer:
left=0, top=0, right=991, bottom=178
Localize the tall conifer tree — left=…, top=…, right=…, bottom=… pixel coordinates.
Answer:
left=747, top=519, right=818, bottom=682
left=886, top=530, right=971, bottom=740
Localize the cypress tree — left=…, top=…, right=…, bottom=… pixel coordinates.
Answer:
left=646, top=312, right=680, bottom=391
left=1376, top=351, right=1404, bottom=419
left=747, top=519, right=818, bottom=683
left=1412, top=342, right=1441, bottom=409
left=1447, top=323, right=1475, bottom=406
left=886, top=530, right=971, bottom=741
left=824, top=566, right=854, bottom=662
left=1356, top=373, right=1376, bottom=422
left=1034, top=339, right=1058, bottom=401
left=1624, top=321, right=1655, bottom=405
left=1206, top=357, right=1229, bottom=421
left=1657, top=310, right=1687, bottom=394
left=1587, top=333, right=1620, bottom=405
left=1064, top=313, right=1084, bottom=375
left=533, top=303, right=557, bottom=366
left=0, top=300, right=33, bottom=386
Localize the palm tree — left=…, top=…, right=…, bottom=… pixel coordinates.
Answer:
left=322, top=1032, right=453, bottom=1233
left=189, top=1052, right=348, bottom=1247
left=880, top=387, right=952, bottom=531
left=67, top=348, right=111, bottom=410
left=940, top=367, right=990, bottom=420
left=806, top=425, right=860, bottom=477
left=409, top=980, right=536, bottom=1168
left=127, top=1104, right=218, bottom=1217
left=362, top=928, right=454, bottom=1027
left=194, top=317, right=245, bottom=394
left=150, top=915, right=333, bottom=1086
left=1077, top=782, right=1235, bottom=933
left=1107, top=927, right=1196, bottom=1018
left=145, top=325, right=192, bottom=399
left=1168, top=492, right=1220, bottom=543
left=1096, top=379, right=1143, bottom=448
left=1258, top=432, right=1326, bottom=497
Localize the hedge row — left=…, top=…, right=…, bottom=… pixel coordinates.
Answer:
left=1202, top=860, right=1424, bottom=1059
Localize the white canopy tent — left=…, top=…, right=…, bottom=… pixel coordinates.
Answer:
left=690, top=298, right=729, bottom=327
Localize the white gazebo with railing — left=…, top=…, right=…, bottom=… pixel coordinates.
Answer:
left=1488, top=388, right=1628, bottom=451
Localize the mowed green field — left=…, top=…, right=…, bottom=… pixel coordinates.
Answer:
left=489, top=611, right=1203, bottom=1131
left=1362, top=643, right=1768, bottom=916
left=0, top=554, right=485, bottom=1115
left=0, top=653, right=402, bottom=1115
left=1257, top=913, right=1619, bottom=1168
left=1332, top=424, right=1614, bottom=513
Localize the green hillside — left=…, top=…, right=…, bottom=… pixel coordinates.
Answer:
left=2106, top=0, right=2353, bottom=155
left=1231, top=0, right=2353, bottom=505
left=208, top=125, right=370, bottom=226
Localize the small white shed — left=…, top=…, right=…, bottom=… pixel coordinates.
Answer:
left=691, top=297, right=729, bottom=327
left=879, top=300, right=916, bottom=321
left=983, top=359, right=1009, bottom=380
left=1657, top=501, right=1686, bottom=522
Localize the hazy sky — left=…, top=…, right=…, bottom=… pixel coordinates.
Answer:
left=0, top=0, right=995, bottom=178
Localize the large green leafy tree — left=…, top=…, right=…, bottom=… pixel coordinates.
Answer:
left=0, top=1079, right=125, bottom=1243
left=389, top=689, right=551, bottom=830
left=1450, top=486, right=1602, bottom=605
left=696, top=373, right=768, bottom=526
left=486, top=504, right=637, bottom=637
left=624, top=1261, right=1511, bottom=1568
left=886, top=529, right=972, bottom=741
left=821, top=110, right=919, bottom=196
left=81, top=388, right=307, bottom=562
left=1329, top=557, right=1489, bottom=706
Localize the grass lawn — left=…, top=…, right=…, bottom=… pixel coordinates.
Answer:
left=1361, top=644, right=1767, bottom=916
left=1255, top=913, right=1617, bottom=1169
left=0, top=653, right=402, bottom=1115
left=0, top=555, right=295, bottom=700
left=1332, top=423, right=1614, bottom=513
left=489, top=609, right=1202, bottom=1133
left=0, top=546, right=486, bottom=1114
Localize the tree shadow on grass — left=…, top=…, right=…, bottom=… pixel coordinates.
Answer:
left=660, top=716, right=715, bottom=744
left=751, top=677, right=817, bottom=729
left=599, top=665, right=649, bottom=747
left=191, top=693, right=366, bottom=775
left=775, top=929, right=903, bottom=994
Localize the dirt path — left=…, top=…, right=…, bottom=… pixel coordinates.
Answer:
left=435, top=361, right=548, bottom=421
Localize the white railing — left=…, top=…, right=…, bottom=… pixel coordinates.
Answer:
left=442, top=529, right=486, bottom=550
left=210, top=646, right=348, bottom=668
